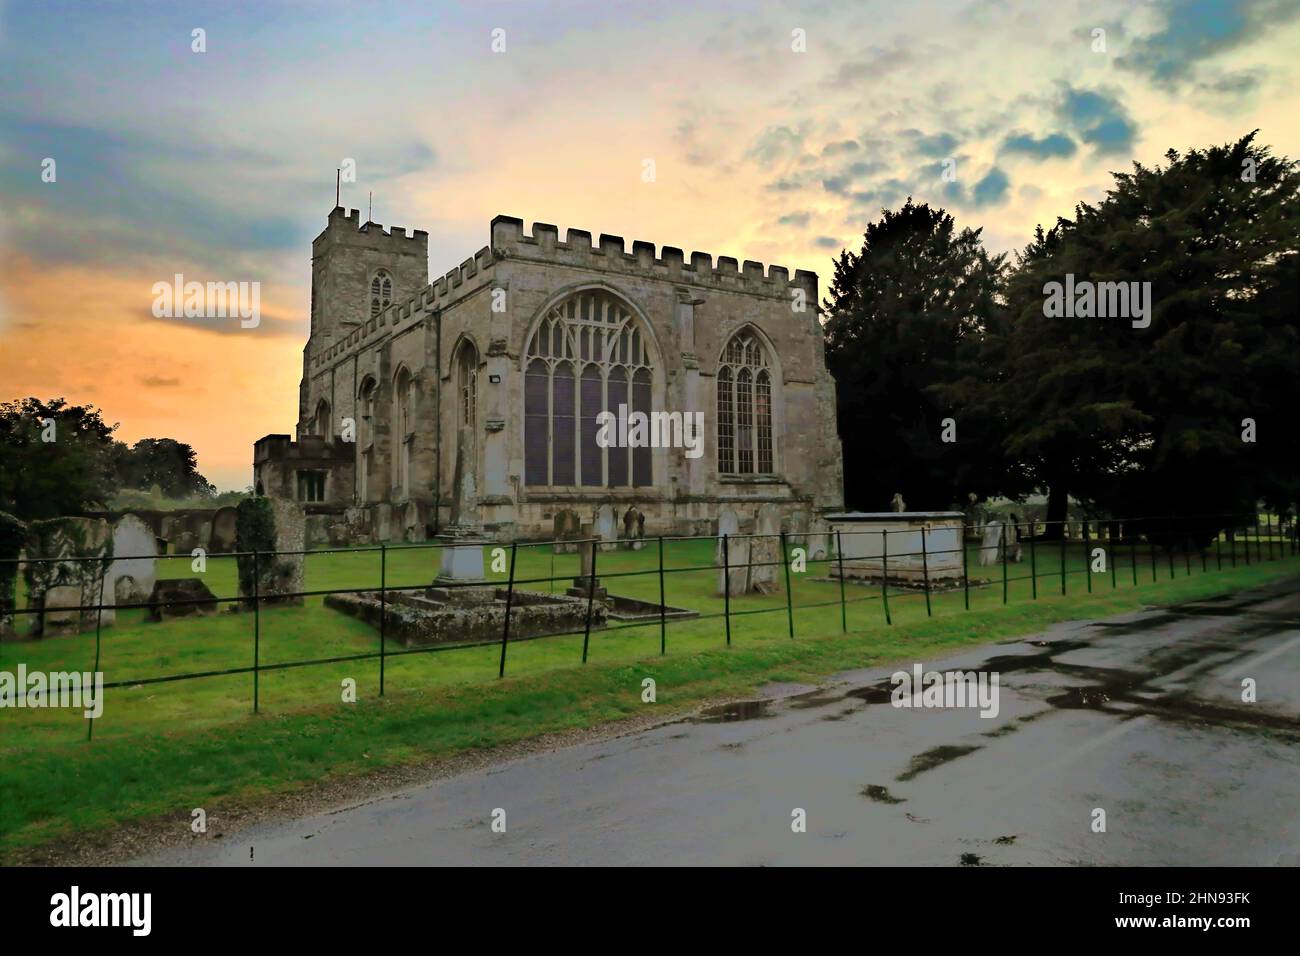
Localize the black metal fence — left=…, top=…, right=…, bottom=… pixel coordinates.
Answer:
left=2, top=511, right=1296, bottom=739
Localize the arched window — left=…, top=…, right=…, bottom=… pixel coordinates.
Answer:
left=393, top=368, right=413, bottom=497
left=456, top=341, right=478, bottom=433
left=370, top=270, right=393, bottom=318
left=313, top=398, right=332, bottom=438
left=358, top=377, right=377, bottom=503
left=717, top=330, right=775, bottom=475
left=524, top=289, right=654, bottom=488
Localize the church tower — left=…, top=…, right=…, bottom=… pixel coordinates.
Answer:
left=299, top=206, right=429, bottom=433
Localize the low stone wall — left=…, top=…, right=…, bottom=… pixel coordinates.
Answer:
left=325, top=587, right=605, bottom=648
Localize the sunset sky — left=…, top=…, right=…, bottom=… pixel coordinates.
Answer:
left=2, top=0, right=1298, bottom=490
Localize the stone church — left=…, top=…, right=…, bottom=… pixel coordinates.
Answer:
left=253, top=206, right=844, bottom=542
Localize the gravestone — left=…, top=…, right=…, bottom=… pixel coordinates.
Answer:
left=806, top=516, right=830, bottom=562
left=148, top=578, right=219, bottom=620
left=622, top=506, right=645, bottom=551
left=567, top=538, right=607, bottom=600
left=979, top=521, right=1003, bottom=566
left=749, top=505, right=782, bottom=593
left=110, top=514, right=158, bottom=605
left=715, top=507, right=749, bottom=596
left=432, top=428, right=490, bottom=596
left=890, top=493, right=907, bottom=513
left=23, top=517, right=115, bottom=636
left=552, top=509, right=581, bottom=554
left=209, top=507, right=238, bottom=554
left=594, top=504, right=618, bottom=552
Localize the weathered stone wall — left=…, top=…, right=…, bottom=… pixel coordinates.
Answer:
left=21, top=517, right=115, bottom=637
left=267, top=212, right=845, bottom=543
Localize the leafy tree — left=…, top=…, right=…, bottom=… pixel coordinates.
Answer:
left=0, top=398, right=121, bottom=520
left=113, top=437, right=215, bottom=498
left=823, top=199, right=1018, bottom=510
left=986, top=132, right=1299, bottom=542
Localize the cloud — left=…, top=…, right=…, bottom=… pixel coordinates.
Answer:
left=746, top=124, right=809, bottom=166
left=971, top=167, right=1011, bottom=206
left=823, top=46, right=913, bottom=86
left=1000, top=131, right=1078, bottom=159
left=1055, top=86, right=1137, bottom=156
left=821, top=140, right=860, bottom=157
left=813, top=236, right=842, bottom=249
left=1116, top=0, right=1300, bottom=88
left=909, top=130, right=960, bottom=158
left=139, top=375, right=181, bottom=388
left=776, top=212, right=811, bottom=227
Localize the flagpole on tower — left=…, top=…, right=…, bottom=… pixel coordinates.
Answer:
left=335, top=168, right=341, bottom=208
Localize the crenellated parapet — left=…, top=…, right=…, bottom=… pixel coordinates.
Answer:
left=489, top=215, right=816, bottom=301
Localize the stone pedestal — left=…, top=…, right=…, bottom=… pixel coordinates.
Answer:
left=433, top=530, right=488, bottom=586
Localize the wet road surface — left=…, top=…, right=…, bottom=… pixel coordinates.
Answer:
left=139, top=578, right=1300, bottom=866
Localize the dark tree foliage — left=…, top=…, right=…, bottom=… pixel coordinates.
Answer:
left=985, top=132, right=1299, bottom=543
left=113, top=437, right=215, bottom=498
left=0, top=397, right=120, bottom=520
left=823, top=199, right=1018, bottom=510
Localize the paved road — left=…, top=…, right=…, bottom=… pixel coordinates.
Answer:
left=140, top=578, right=1300, bottom=866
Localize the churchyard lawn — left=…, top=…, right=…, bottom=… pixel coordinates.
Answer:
left=2, top=537, right=1296, bottom=859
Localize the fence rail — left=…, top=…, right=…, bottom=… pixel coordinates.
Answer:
left=1, top=512, right=1296, bottom=740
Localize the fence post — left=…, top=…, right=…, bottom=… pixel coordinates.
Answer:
left=1029, top=520, right=1038, bottom=600
left=836, top=530, right=847, bottom=632
left=881, top=530, right=892, bottom=624
left=781, top=530, right=794, bottom=639
left=1083, top=521, right=1091, bottom=594
left=1000, top=523, right=1008, bottom=605
left=962, top=523, right=970, bottom=610
left=379, top=544, right=387, bottom=697
left=722, top=534, right=731, bottom=647
left=657, top=536, right=666, bottom=656
left=581, top=541, right=598, bottom=664
left=1130, top=534, right=1138, bottom=586
left=1244, top=520, right=1251, bottom=566
left=1267, top=516, right=1275, bottom=561
left=87, top=556, right=107, bottom=741
left=1108, top=524, right=1117, bottom=589
left=498, top=541, right=517, bottom=678
left=252, top=549, right=260, bottom=714
left=1150, top=533, right=1159, bottom=582
left=1059, top=523, right=1067, bottom=596
left=920, top=526, right=932, bottom=617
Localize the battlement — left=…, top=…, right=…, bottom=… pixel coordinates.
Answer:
left=314, top=206, right=429, bottom=250
left=489, top=215, right=816, bottom=299
left=308, top=243, right=498, bottom=371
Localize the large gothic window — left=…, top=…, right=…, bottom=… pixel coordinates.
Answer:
left=370, top=270, right=393, bottom=318
left=717, top=330, right=775, bottom=475
left=524, top=290, right=654, bottom=488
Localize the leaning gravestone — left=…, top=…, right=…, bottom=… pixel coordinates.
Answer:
left=235, top=497, right=306, bottom=608
left=979, top=521, right=1003, bottom=566
left=595, top=504, right=618, bottom=551
left=806, top=516, right=831, bottom=562
left=110, top=514, right=158, bottom=605
left=749, top=505, right=782, bottom=593
left=715, top=507, right=749, bottom=596
left=22, top=517, right=115, bottom=636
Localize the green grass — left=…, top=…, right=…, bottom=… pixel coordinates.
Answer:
left=1, top=534, right=1296, bottom=860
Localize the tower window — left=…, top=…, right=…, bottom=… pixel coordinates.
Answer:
left=370, top=270, right=393, bottom=318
